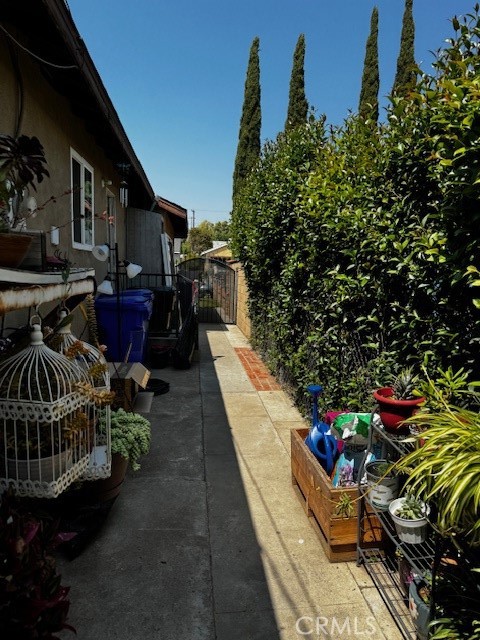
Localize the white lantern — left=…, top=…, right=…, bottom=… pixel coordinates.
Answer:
left=0, top=320, right=92, bottom=498
left=49, top=310, right=112, bottom=480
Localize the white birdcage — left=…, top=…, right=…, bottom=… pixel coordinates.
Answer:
left=0, top=319, right=93, bottom=498
left=49, top=310, right=111, bottom=480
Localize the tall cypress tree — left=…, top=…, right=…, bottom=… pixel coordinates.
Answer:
left=358, top=7, right=379, bottom=122
left=285, top=34, right=308, bottom=131
left=393, top=0, right=416, bottom=96
left=232, top=37, right=261, bottom=206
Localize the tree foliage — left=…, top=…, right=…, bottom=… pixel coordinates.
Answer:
left=285, top=34, right=309, bottom=131
left=232, top=37, right=261, bottom=208
left=358, top=7, right=379, bottom=122
left=393, top=0, right=416, bottom=96
left=183, top=219, right=231, bottom=256
left=231, top=8, right=480, bottom=414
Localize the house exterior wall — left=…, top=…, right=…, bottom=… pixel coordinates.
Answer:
left=205, top=246, right=232, bottom=261
left=126, top=209, right=164, bottom=273
left=163, top=215, right=175, bottom=243
left=0, top=35, right=126, bottom=280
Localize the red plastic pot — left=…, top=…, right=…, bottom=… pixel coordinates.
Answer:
left=373, top=387, right=425, bottom=434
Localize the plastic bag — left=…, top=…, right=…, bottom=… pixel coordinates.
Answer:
left=332, top=413, right=371, bottom=440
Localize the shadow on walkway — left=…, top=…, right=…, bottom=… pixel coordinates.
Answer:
left=56, top=323, right=280, bottom=640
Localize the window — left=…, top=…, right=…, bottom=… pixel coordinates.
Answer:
left=71, top=150, right=94, bottom=249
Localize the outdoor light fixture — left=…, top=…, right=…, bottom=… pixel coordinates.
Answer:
left=92, top=243, right=110, bottom=262
left=92, top=242, right=142, bottom=297
left=92, top=243, right=142, bottom=281
left=124, top=260, right=142, bottom=279
left=92, top=241, right=143, bottom=360
left=97, top=275, right=114, bottom=296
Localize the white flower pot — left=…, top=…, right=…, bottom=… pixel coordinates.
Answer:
left=4, top=450, right=72, bottom=483
left=389, top=497, right=430, bottom=544
left=365, top=460, right=400, bottom=510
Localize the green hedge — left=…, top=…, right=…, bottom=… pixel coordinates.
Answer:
left=231, top=9, right=480, bottom=413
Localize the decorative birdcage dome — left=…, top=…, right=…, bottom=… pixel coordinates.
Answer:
left=0, top=319, right=93, bottom=498
left=47, top=309, right=112, bottom=481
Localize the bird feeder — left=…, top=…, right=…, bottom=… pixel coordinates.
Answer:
left=0, top=318, right=93, bottom=498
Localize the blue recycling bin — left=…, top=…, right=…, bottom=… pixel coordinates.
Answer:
left=121, top=288, right=155, bottom=309
left=95, top=293, right=153, bottom=362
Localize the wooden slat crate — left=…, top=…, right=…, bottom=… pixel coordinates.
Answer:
left=291, top=427, right=382, bottom=562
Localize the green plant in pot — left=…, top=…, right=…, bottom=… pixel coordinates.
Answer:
left=373, top=367, right=425, bottom=434
left=396, top=383, right=480, bottom=548
left=0, top=134, right=49, bottom=268
left=388, top=494, right=431, bottom=544
left=409, top=573, right=431, bottom=640
left=93, top=409, right=151, bottom=502
left=392, top=380, right=480, bottom=637
left=364, top=459, right=400, bottom=510
left=108, top=408, right=151, bottom=471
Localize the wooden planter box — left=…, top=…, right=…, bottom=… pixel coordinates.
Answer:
left=291, top=427, right=382, bottom=562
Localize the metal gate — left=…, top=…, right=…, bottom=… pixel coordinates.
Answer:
left=176, top=257, right=236, bottom=324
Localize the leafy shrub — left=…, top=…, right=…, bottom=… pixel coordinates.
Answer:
left=231, top=8, right=480, bottom=413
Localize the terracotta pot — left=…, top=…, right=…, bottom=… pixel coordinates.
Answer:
left=373, top=387, right=425, bottom=434
left=0, top=232, right=33, bottom=268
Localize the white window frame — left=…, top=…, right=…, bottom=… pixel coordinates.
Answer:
left=71, top=149, right=94, bottom=250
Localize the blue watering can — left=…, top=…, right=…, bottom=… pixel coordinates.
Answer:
left=305, top=384, right=338, bottom=476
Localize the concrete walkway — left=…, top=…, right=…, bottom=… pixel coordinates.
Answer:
left=57, top=324, right=402, bottom=640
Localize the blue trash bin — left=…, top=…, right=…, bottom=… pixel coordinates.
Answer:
left=120, top=289, right=154, bottom=318
left=95, top=294, right=153, bottom=362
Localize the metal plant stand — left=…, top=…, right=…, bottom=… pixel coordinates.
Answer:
left=356, top=414, right=434, bottom=639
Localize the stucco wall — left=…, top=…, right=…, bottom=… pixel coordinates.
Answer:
left=0, top=36, right=126, bottom=276
left=0, top=32, right=127, bottom=335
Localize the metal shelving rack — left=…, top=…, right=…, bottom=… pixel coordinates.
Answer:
left=357, top=415, right=434, bottom=640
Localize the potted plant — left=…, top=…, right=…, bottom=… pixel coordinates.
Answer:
left=396, top=396, right=480, bottom=547
left=373, top=367, right=425, bottom=434
left=2, top=410, right=88, bottom=483
left=394, top=381, right=480, bottom=637
left=409, top=574, right=431, bottom=640
left=92, top=408, right=151, bottom=502
left=388, top=494, right=431, bottom=544
left=395, top=549, right=413, bottom=598
left=364, top=459, right=399, bottom=510
left=0, top=134, right=49, bottom=268
left=0, top=489, right=75, bottom=638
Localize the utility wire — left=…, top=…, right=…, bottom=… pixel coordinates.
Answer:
left=0, top=23, right=78, bottom=70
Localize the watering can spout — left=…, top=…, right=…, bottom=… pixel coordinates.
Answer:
left=307, top=384, right=323, bottom=427
left=305, top=383, right=337, bottom=476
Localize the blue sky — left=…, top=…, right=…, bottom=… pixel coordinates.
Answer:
left=67, top=1, right=474, bottom=225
